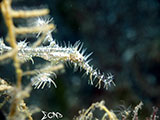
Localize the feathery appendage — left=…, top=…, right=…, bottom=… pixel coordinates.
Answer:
left=34, top=17, right=54, bottom=43
left=31, top=73, right=57, bottom=89
left=0, top=38, right=115, bottom=89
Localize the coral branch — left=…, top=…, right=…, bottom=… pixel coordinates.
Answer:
left=11, top=9, right=49, bottom=18
left=14, top=24, right=55, bottom=34
left=1, top=0, right=22, bottom=89
left=75, top=100, right=118, bottom=120
left=22, top=64, right=64, bottom=76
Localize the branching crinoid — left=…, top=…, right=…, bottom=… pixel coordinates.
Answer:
left=0, top=0, right=56, bottom=120
left=132, top=101, right=143, bottom=120
left=74, top=101, right=159, bottom=120
left=0, top=78, right=40, bottom=120
left=114, top=103, right=132, bottom=120
left=73, top=100, right=118, bottom=120
left=147, top=107, right=159, bottom=120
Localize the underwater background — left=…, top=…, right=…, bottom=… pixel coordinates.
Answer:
left=0, top=0, right=160, bottom=119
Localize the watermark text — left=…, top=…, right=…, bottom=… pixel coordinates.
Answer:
left=41, top=110, right=63, bottom=120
